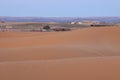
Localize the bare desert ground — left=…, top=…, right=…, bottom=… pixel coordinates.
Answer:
left=0, top=26, right=120, bottom=80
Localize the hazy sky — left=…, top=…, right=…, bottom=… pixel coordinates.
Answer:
left=0, top=0, right=120, bottom=17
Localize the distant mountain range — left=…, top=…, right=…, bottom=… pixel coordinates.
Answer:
left=0, top=17, right=120, bottom=22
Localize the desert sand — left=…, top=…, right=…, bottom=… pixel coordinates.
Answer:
left=0, top=26, right=120, bottom=80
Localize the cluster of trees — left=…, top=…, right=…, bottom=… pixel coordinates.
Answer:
left=43, top=25, right=50, bottom=30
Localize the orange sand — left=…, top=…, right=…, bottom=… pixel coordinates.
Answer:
left=0, top=26, right=120, bottom=80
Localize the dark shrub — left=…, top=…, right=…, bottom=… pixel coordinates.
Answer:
left=43, top=25, right=50, bottom=30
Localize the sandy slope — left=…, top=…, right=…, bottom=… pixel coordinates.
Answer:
left=0, top=26, right=120, bottom=48
left=0, top=56, right=120, bottom=80
left=0, top=26, right=120, bottom=80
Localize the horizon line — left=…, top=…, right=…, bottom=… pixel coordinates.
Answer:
left=0, top=16, right=120, bottom=18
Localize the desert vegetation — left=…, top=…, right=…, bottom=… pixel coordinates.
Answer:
left=0, top=21, right=119, bottom=32
left=0, top=22, right=87, bottom=32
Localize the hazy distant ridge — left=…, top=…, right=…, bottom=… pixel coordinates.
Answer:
left=0, top=17, right=120, bottom=22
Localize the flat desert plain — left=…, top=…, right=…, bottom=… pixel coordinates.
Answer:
left=0, top=26, right=120, bottom=80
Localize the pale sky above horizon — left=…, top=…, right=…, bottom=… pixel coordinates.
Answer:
left=0, top=0, right=120, bottom=17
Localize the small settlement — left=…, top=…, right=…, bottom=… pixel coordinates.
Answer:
left=70, top=20, right=114, bottom=26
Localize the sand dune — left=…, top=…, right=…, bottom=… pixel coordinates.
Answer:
left=0, top=57, right=120, bottom=80
left=0, top=26, right=120, bottom=80
left=0, top=26, right=120, bottom=48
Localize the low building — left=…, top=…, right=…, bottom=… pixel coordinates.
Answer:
left=71, top=22, right=76, bottom=24
left=70, top=20, right=100, bottom=26
left=80, top=21, right=100, bottom=26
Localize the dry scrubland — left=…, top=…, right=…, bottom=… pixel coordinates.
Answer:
left=0, top=26, right=120, bottom=80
